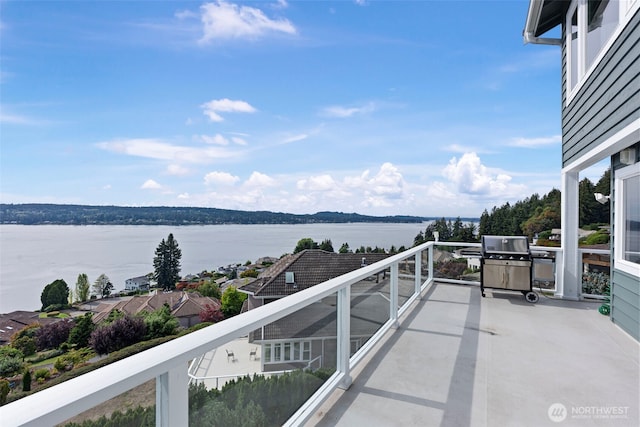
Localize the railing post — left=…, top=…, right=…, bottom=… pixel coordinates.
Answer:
left=428, top=243, right=434, bottom=282
left=390, top=262, right=399, bottom=328
left=337, top=286, right=352, bottom=389
left=414, top=250, right=422, bottom=298
left=156, top=365, right=189, bottom=427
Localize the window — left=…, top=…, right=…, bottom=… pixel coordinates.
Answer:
left=263, top=341, right=311, bottom=364
left=586, top=0, right=619, bottom=70
left=614, top=162, right=640, bottom=276
left=565, top=0, right=638, bottom=103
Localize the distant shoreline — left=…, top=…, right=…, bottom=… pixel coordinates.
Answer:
left=0, top=203, right=478, bottom=226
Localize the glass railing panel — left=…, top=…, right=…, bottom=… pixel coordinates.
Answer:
left=581, top=250, right=610, bottom=297
left=432, top=245, right=479, bottom=281
left=350, top=272, right=390, bottom=356
left=58, top=380, right=155, bottom=427
left=397, top=258, right=417, bottom=310
left=188, top=297, right=336, bottom=426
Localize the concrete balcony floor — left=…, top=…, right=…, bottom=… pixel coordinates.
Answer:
left=308, top=282, right=639, bottom=427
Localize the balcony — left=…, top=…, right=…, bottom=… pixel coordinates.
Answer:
left=1, top=242, right=637, bottom=426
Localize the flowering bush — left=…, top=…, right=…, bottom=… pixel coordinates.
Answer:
left=582, top=271, right=610, bottom=295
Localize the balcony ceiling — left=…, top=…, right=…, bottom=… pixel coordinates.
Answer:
left=534, top=0, right=570, bottom=36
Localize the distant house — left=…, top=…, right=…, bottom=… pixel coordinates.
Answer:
left=0, top=311, right=59, bottom=346
left=92, top=292, right=220, bottom=328
left=239, top=250, right=392, bottom=372
left=124, top=275, right=150, bottom=292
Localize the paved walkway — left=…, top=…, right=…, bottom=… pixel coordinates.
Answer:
left=308, top=283, right=639, bottom=427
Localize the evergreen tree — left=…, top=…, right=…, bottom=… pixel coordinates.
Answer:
left=153, top=233, right=182, bottom=290
left=319, top=238, right=334, bottom=252
left=338, top=242, right=351, bottom=253
left=75, top=273, right=90, bottom=303
left=67, top=313, right=96, bottom=348
left=293, top=238, right=318, bottom=254
left=40, top=279, right=70, bottom=311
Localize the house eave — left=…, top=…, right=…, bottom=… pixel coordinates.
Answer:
left=523, top=0, right=563, bottom=45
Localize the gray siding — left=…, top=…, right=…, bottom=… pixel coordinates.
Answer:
left=611, top=268, right=640, bottom=340
left=561, top=9, right=640, bottom=167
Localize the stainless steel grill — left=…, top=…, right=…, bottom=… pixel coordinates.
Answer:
left=480, top=235, right=538, bottom=303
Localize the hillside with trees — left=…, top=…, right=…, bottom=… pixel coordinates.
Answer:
left=0, top=204, right=440, bottom=225
left=413, top=169, right=610, bottom=244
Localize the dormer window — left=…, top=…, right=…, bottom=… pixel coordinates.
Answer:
left=285, top=272, right=295, bottom=285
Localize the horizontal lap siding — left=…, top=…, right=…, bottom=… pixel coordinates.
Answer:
left=561, top=10, right=640, bottom=167
left=612, top=269, right=640, bottom=341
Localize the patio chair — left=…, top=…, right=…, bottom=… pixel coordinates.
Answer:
left=226, top=349, right=235, bottom=362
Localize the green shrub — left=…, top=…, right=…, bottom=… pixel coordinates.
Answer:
left=22, top=370, right=31, bottom=392
left=581, top=231, right=609, bottom=245
left=33, top=368, right=51, bottom=382
left=582, top=271, right=610, bottom=295
left=0, top=353, right=24, bottom=377
left=0, top=380, right=9, bottom=405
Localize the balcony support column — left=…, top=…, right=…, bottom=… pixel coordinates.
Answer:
left=156, top=364, right=189, bottom=427
left=415, top=251, right=422, bottom=298
left=337, top=286, right=352, bottom=389
left=560, top=170, right=581, bottom=300
left=390, top=263, right=399, bottom=328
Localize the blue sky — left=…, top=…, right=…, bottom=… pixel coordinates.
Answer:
left=0, top=0, right=610, bottom=217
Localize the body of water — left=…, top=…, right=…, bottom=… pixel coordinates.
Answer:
left=0, top=223, right=428, bottom=313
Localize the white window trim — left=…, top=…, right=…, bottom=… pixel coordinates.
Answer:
left=614, top=162, right=640, bottom=277
left=565, top=0, right=640, bottom=106
left=263, top=340, right=311, bottom=364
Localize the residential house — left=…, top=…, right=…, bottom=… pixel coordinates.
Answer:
left=124, top=275, right=150, bottom=292
left=239, top=250, right=394, bottom=372
left=524, top=0, right=639, bottom=340
left=92, top=291, right=220, bottom=328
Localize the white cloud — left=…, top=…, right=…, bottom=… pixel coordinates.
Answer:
left=141, top=179, right=163, bottom=190
left=272, top=0, right=289, bottom=10
left=231, top=136, right=248, bottom=145
left=199, top=0, right=296, bottom=43
left=321, top=102, right=376, bottom=118
left=0, top=112, right=38, bottom=125
left=201, top=98, right=257, bottom=122
left=297, top=174, right=336, bottom=191
left=197, top=134, right=229, bottom=145
left=167, top=164, right=190, bottom=176
left=97, top=138, right=243, bottom=163
left=245, top=171, right=276, bottom=188
left=102, top=184, right=112, bottom=190
left=508, top=135, right=561, bottom=148
left=178, top=192, right=190, bottom=199
left=204, top=171, right=240, bottom=186
left=442, top=152, right=516, bottom=195
left=282, top=134, right=308, bottom=144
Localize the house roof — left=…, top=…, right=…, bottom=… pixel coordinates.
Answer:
left=0, top=311, right=60, bottom=345
left=239, top=250, right=391, bottom=297
left=92, top=292, right=219, bottom=323
left=251, top=285, right=391, bottom=342
left=525, top=0, right=568, bottom=38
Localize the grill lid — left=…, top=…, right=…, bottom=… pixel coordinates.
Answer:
left=481, top=236, right=530, bottom=256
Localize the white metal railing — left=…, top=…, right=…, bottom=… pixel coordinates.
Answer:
left=0, top=241, right=571, bottom=426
